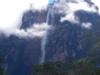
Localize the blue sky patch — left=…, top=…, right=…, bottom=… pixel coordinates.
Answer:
left=49, top=0, right=54, bottom=4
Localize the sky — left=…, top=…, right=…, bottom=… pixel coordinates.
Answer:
left=0, top=0, right=99, bottom=30
left=92, top=0, right=100, bottom=13
left=0, top=0, right=48, bottom=30
left=0, top=0, right=100, bottom=37
left=0, top=0, right=49, bottom=38
left=49, top=0, right=54, bottom=4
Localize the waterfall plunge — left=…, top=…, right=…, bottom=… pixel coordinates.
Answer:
left=40, top=9, right=52, bottom=64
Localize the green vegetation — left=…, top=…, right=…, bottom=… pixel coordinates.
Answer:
left=32, top=29, right=100, bottom=75
left=32, top=58, right=100, bottom=75
left=0, top=58, right=3, bottom=75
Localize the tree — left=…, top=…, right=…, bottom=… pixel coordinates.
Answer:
left=0, top=57, right=3, bottom=75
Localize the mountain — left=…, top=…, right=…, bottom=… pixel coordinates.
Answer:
left=21, top=10, right=47, bottom=29
left=0, top=1, right=100, bottom=75
left=45, top=9, right=100, bottom=63
left=0, top=35, right=41, bottom=75
left=0, top=10, right=47, bottom=75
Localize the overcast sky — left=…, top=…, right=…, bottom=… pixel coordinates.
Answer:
left=92, top=0, right=100, bottom=12
left=0, top=0, right=48, bottom=31
left=0, top=0, right=100, bottom=37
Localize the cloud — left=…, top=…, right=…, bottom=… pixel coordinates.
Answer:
left=0, top=0, right=49, bottom=38
left=0, top=0, right=99, bottom=38
left=92, top=0, right=100, bottom=14
left=31, top=0, right=48, bottom=10
left=52, top=0, right=98, bottom=23
left=2, top=23, right=52, bottom=38
left=82, top=22, right=92, bottom=29
left=0, top=0, right=48, bottom=35
left=60, top=13, right=79, bottom=23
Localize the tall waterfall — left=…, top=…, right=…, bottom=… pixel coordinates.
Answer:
left=40, top=9, right=50, bottom=63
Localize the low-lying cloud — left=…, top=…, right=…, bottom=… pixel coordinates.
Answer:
left=0, top=0, right=49, bottom=38
left=52, top=0, right=98, bottom=23
left=0, top=0, right=100, bottom=38
left=92, top=0, right=100, bottom=14
left=2, top=23, right=52, bottom=38
left=82, top=22, right=92, bottom=29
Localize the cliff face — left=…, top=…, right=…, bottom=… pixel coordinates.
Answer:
left=45, top=9, right=100, bottom=63
left=0, top=1, right=100, bottom=75
left=0, top=10, right=48, bottom=75
left=21, top=10, right=47, bottom=29
left=0, top=35, right=41, bottom=75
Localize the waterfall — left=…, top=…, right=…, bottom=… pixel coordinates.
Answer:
left=40, top=9, right=50, bottom=64
left=40, top=31, right=48, bottom=63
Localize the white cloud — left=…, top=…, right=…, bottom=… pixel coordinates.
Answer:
left=52, top=0, right=98, bottom=23
left=82, top=22, right=92, bottom=29
left=0, top=0, right=99, bottom=38
left=61, top=13, right=79, bottom=23
left=0, top=0, right=48, bottom=34
left=92, top=0, right=100, bottom=14
left=31, top=0, right=48, bottom=10
left=4, top=23, right=52, bottom=38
